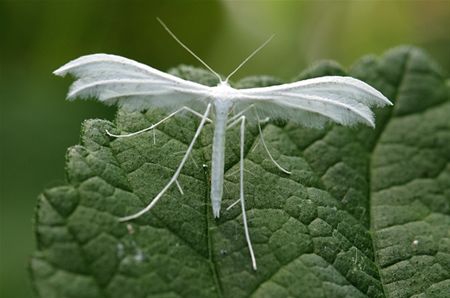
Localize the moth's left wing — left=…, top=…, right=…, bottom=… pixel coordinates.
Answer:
left=54, top=54, right=213, bottom=111
left=236, top=76, right=392, bottom=128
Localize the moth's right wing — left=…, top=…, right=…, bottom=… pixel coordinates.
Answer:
left=54, top=54, right=213, bottom=111
left=236, top=76, right=392, bottom=128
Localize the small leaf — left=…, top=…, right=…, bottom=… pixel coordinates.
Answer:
left=31, top=46, right=449, bottom=298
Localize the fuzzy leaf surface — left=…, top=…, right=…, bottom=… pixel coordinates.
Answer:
left=31, top=47, right=449, bottom=298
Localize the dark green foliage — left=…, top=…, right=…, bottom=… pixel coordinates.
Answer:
left=31, top=47, right=449, bottom=298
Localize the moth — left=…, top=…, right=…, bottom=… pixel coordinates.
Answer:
left=54, top=20, right=392, bottom=270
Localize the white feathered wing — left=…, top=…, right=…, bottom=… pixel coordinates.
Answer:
left=236, top=76, right=392, bottom=128
left=55, top=54, right=392, bottom=128
left=53, top=54, right=212, bottom=111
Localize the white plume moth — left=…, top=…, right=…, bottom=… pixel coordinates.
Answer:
left=54, top=19, right=392, bottom=270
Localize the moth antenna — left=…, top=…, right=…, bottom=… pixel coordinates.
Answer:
left=225, top=34, right=275, bottom=83
left=157, top=17, right=222, bottom=82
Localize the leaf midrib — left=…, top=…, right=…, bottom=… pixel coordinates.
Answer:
left=367, top=49, right=412, bottom=298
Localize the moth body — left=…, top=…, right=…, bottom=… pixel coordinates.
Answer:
left=210, top=95, right=232, bottom=218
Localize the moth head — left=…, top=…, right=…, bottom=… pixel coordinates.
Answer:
left=212, top=81, right=239, bottom=101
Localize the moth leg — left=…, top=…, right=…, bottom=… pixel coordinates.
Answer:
left=106, top=106, right=213, bottom=138
left=118, top=103, right=212, bottom=222
left=237, top=115, right=257, bottom=270
left=175, top=179, right=184, bottom=195
left=228, top=106, right=291, bottom=175
left=255, top=115, right=291, bottom=174
left=250, top=139, right=260, bottom=153
left=173, top=150, right=200, bottom=169
left=226, top=198, right=240, bottom=211
left=227, top=104, right=254, bottom=126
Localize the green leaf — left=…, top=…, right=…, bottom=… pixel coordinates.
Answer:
left=31, top=46, right=449, bottom=298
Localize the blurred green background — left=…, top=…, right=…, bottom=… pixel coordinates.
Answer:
left=0, top=1, right=449, bottom=297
